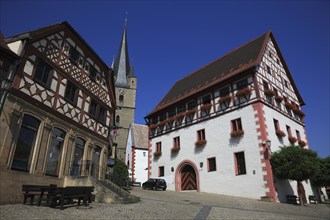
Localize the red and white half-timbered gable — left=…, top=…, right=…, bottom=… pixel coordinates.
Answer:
left=145, top=32, right=313, bottom=203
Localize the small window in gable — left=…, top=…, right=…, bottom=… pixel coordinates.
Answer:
left=98, top=106, right=107, bottom=124
left=89, top=66, right=97, bottom=82
left=34, top=59, right=52, bottom=86
left=89, top=99, right=98, bottom=117
left=64, top=81, right=78, bottom=105
left=69, top=47, right=80, bottom=64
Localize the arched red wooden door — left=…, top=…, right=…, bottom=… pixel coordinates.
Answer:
left=181, top=164, right=197, bottom=190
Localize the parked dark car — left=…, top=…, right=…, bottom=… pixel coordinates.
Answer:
left=142, top=178, right=167, bottom=191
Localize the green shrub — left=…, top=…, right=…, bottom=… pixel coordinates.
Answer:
left=107, top=159, right=129, bottom=187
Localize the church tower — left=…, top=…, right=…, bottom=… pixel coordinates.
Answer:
left=112, top=19, right=137, bottom=161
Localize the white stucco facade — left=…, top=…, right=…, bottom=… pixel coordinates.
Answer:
left=125, top=124, right=148, bottom=185
left=150, top=104, right=270, bottom=199
left=134, top=149, right=148, bottom=184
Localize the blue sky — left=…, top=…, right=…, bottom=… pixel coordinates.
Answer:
left=1, top=1, right=329, bottom=158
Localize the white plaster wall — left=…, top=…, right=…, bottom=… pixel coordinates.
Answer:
left=150, top=105, right=267, bottom=199
left=125, top=127, right=133, bottom=169
left=134, top=149, right=148, bottom=184
left=7, top=41, right=23, bottom=55
left=263, top=105, right=314, bottom=202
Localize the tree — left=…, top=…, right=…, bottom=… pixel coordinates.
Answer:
left=270, top=146, right=319, bottom=205
left=107, top=159, right=129, bottom=188
left=310, top=156, right=330, bottom=201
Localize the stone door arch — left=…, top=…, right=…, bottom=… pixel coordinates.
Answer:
left=175, top=160, right=199, bottom=191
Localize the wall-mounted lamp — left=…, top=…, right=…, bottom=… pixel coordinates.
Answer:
left=263, top=140, right=271, bottom=149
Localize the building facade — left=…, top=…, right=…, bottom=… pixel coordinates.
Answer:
left=0, top=22, right=116, bottom=204
left=145, top=32, right=313, bottom=203
left=112, top=20, right=137, bottom=161
left=125, top=123, right=148, bottom=185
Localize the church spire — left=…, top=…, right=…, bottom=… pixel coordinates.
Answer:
left=114, top=16, right=130, bottom=87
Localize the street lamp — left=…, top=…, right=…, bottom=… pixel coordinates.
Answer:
left=266, top=140, right=271, bottom=150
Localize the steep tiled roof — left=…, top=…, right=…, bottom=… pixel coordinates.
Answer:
left=131, top=124, right=148, bottom=150
left=149, top=32, right=270, bottom=115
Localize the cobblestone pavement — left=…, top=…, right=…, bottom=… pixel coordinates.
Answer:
left=1, top=187, right=329, bottom=219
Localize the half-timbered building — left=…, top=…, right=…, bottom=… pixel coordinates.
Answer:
left=145, top=31, right=314, bottom=203
left=0, top=22, right=116, bottom=204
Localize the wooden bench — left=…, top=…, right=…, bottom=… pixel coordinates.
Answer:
left=286, top=195, right=299, bottom=205
left=50, top=186, right=94, bottom=210
left=22, top=184, right=57, bottom=205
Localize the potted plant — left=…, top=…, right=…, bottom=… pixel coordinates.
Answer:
left=288, top=136, right=297, bottom=144
left=149, top=123, right=158, bottom=129
left=230, top=130, right=244, bottom=138
left=153, top=151, right=162, bottom=157
left=185, top=108, right=197, bottom=116
left=276, top=129, right=286, bottom=138
left=298, top=140, right=307, bottom=147
left=292, top=107, right=306, bottom=117
left=201, top=103, right=212, bottom=111
left=158, top=120, right=167, bottom=126
left=167, top=117, right=175, bottom=124
left=218, top=95, right=232, bottom=105
left=264, top=88, right=276, bottom=97
left=236, top=87, right=251, bottom=98
left=171, top=146, right=180, bottom=153
left=195, top=140, right=207, bottom=147
left=285, top=102, right=295, bottom=110
left=175, top=112, right=185, bottom=120
left=275, top=95, right=284, bottom=103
